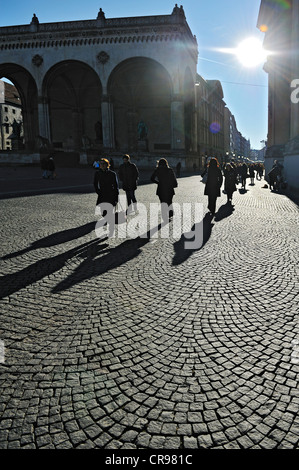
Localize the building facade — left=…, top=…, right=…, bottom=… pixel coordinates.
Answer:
left=0, top=80, right=23, bottom=150
left=0, top=6, right=199, bottom=167
left=257, top=0, right=299, bottom=194
left=196, top=75, right=226, bottom=166
left=0, top=5, right=252, bottom=169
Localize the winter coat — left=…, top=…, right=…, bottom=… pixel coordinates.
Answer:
left=204, top=166, right=223, bottom=198
left=224, top=168, right=237, bottom=194
left=151, top=166, right=178, bottom=203
left=94, top=169, right=119, bottom=206
left=118, top=162, right=139, bottom=191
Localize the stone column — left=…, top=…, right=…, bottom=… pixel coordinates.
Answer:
left=290, top=0, right=299, bottom=139
left=37, top=96, right=51, bottom=141
left=101, top=95, right=115, bottom=149
left=171, top=94, right=185, bottom=151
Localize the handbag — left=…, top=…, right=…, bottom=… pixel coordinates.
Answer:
left=114, top=201, right=127, bottom=224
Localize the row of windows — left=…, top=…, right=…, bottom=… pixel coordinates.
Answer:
left=3, top=107, right=16, bottom=114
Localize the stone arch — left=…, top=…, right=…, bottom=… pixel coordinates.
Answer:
left=108, top=57, right=173, bottom=153
left=43, top=60, right=103, bottom=151
left=0, top=64, right=38, bottom=151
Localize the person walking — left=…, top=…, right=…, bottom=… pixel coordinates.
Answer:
left=94, top=158, right=119, bottom=223
left=176, top=161, right=181, bottom=177
left=224, top=163, right=237, bottom=204
left=118, top=154, right=139, bottom=214
left=48, top=155, right=56, bottom=179
left=204, top=157, right=223, bottom=216
left=249, top=164, right=255, bottom=185
left=151, top=158, right=178, bottom=219
left=240, top=162, right=248, bottom=190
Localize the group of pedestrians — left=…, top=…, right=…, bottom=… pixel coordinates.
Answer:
left=204, top=158, right=265, bottom=216
left=93, top=154, right=267, bottom=224
left=93, top=155, right=178, bottom=222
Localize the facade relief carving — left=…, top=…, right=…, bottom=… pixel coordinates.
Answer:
left=97, top=51, right=109, bottom=64
left=32, top=54, right=43, bottom=66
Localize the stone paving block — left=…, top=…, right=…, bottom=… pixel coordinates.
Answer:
left=0, top=176, right=298, bottom=449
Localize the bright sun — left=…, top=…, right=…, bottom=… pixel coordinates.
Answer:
left=235, top=37, right=267, bottom=67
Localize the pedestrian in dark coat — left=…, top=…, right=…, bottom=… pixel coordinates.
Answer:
left=204, top=157, right=223, bottom=216
left=118, top=154, right=139, bottom=213
left=241, top=163, right=248, bottom=189
left=48, top=156, right=56, bottom=179
left=94, top=158, right=119, bottom=209
left=224, top=163, right=237, bottom=204
left=249, top=164, right=255, bottom=185
left=151, top=158, right=178, bottom=219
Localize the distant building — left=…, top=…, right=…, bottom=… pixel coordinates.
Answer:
left=0, top=80, right=23, bottom=150
left=257, top=0, right=299, bottom=194
left=196, top=75, right=226, bottom=164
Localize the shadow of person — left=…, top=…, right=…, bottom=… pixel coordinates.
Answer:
left=214, top=203, right=235, bottom=222
left=2, top=222, right=95, bottom=260
left=172, top=213, right=214, bottom=266
left=1, top=220, right=174, bottom=298
left=52, top=221, right=169, bottom=293
left=0, top=238, right=108, bottom=299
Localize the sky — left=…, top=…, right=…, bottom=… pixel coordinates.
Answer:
left=0, top=0, right=268, bottom=149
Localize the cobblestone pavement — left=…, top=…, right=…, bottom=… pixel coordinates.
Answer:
left=0, top=169, right=299, bottom=451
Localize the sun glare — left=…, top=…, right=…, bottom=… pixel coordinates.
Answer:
left=235, top=37, right=267, bottom=68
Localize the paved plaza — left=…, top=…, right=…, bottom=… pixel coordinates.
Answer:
left=0, top=166, right=299, bottom=451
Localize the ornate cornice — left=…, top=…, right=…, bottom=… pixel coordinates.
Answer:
left=0, top=15, right=197, bottom=48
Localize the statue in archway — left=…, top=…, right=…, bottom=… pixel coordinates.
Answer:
left=11, top=119, right=22, bottom=139
left=137, top=120, right=148, bottom=141
left=94, top=121, right=102, bottom=142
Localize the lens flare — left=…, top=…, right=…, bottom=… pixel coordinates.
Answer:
left=210, top=122, right=221, bottom=134
left=235, top=37, right=267, bottom=68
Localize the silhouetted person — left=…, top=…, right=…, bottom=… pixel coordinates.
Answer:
left=176, top=161, right=181, bottom=177
left=118, top=154, right=139, bottom=213
left=151, top=158, right=178, bottom=219
left=204, top=157, right=223, bottom=216
left=249, top=164, right=255, bottom=185
left=94, top=158, right=119, bottom=220
left=224, top=163, right=237, bottom=204
left=48, top=155, right=56, bottom=179
left=241, top=163, right=248, bottom=189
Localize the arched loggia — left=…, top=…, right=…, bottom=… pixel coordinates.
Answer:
left=43, top=61, right=103, bottom=153
left=108, top=58, right=173, bottom=153
left=0, top=64, right=38, bottom=151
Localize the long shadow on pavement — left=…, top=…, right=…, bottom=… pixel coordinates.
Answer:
left=0, top=222, right=165, bottom=298
left=1, top=222, right=95, bottom=260
left=0, top=238, right=108, bottom=299
left=172, top=213, right=214, bottom=265
left=214, top=203, right=235, bottom=222
left=51, top=221, right=167, bottom=293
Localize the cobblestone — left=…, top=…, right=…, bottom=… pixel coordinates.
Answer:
left=0, top=168, right=299, bottom=449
